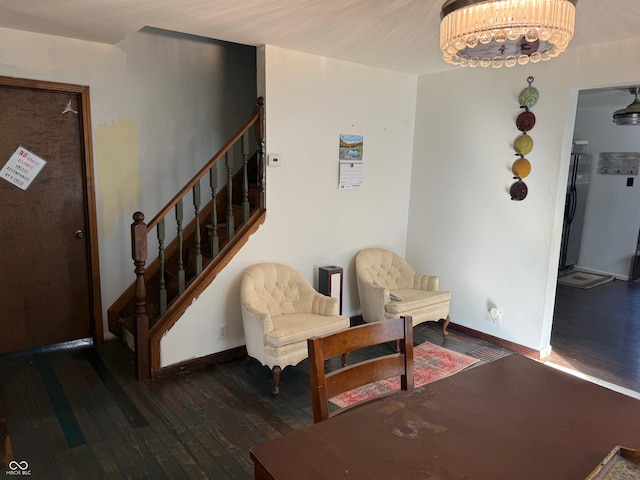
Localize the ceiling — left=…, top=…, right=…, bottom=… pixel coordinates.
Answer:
left=1, top=0, right=640, bottom=76
left=578, top=86, right=638, bottom=112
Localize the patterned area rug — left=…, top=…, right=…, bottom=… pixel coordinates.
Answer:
left=330, top=341, right=479, bottom=408
left=557, top=271, right=615, bottom=289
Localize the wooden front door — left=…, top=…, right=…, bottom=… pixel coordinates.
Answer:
left=0, top=77, right=102, bottom=354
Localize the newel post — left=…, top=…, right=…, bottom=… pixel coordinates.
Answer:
left=131, top=212, right=150, bottom=380
left=254, top=96, right=265, bottom=209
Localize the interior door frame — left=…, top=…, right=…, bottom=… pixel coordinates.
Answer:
left=0, top=75, right=103, bottom=344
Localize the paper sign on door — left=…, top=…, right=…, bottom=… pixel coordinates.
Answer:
left=0, top=146, right=47, bottom=191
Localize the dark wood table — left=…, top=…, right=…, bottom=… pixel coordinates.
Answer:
left=250, top=354, right=640, bottom=479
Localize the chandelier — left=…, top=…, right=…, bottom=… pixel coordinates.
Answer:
left=440, top=0, right=577, bottom=68
left=612, top=88, right=640, bottom=126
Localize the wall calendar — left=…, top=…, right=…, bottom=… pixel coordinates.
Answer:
left=338, top=134, right=363, bottom=189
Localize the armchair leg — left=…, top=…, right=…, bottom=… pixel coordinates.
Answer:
left=272, top=365, right=282, bottom=396
left=341, top=352, right=349, bottom=367
left=442, top=315, right=451, bottom=337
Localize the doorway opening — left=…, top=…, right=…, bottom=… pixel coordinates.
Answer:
left=549, top=85, right=640, bottom=397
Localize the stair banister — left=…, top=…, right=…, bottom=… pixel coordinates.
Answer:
left=128, top=97, right=265, bottom=380
left=145, top=106, right=263, bottom=232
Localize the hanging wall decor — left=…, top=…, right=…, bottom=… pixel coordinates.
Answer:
left=511, top=76, right=537, bottom=200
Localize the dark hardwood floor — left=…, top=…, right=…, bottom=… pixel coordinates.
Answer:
left=549, top=276, right=640, bottom=394
left=2, top=280, right=638, bottom=479
left=0, top=322, right=510, bottom=479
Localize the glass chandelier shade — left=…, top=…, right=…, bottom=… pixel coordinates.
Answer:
left=440, top=0, right=577, bottom=68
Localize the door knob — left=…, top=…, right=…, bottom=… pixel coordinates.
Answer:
left=74, top=229, right=85, bottom=239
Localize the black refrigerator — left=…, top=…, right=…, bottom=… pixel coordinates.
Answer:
left=559, top=152, right=591, bottom=271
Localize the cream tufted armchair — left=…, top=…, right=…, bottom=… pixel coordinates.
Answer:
left=240, top=263, right=350, bottom=395
left=355, top=248, right=451, bottom=336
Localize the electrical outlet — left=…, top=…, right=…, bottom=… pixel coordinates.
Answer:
left=218, top=324, right=227, bottom=339
left=489, top=307, right=502, bottom=325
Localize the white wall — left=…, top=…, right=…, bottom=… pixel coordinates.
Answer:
left=409, top=38, right=640, bottom=352
left=0, top=26, right=257, bottom=337
left=7, top=23, right=638, bottom=366
left=93, top=28, right=256, bottom=320
left=160, top=45, right=417, bottom=366
left=573, top=103, right=640, bottom=279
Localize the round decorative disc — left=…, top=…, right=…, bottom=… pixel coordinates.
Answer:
left=516, top=111, right=536, bottom=132
left=518, top=86, right=539, bottom=108
left=510, top=180, right=528, bottom=201
left=514, top=134, right=534, bottom=155
left=512, top=157, right=531, bottom=178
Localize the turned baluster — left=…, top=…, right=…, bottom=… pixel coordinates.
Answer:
left=158, top=217, right=167, bottom=315
left=226, top=148, right=235, bottom=239
left=255, top=97, right=265, bottom=209
left=176, top=200, right=185, bottom=294
left=242, top=132, right=250, bottom=223
left=209, top=167, right=219, bottom=258
left=193, top=182, right=202, bottom=276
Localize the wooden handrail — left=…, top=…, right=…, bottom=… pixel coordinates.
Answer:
left=148, top=99, right=264, bottom=231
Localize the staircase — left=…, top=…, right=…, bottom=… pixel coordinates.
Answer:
left=107, top=98, right=266, bottom=380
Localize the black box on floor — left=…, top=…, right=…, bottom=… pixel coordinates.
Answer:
left=318, top=265, right=343, bottom=314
